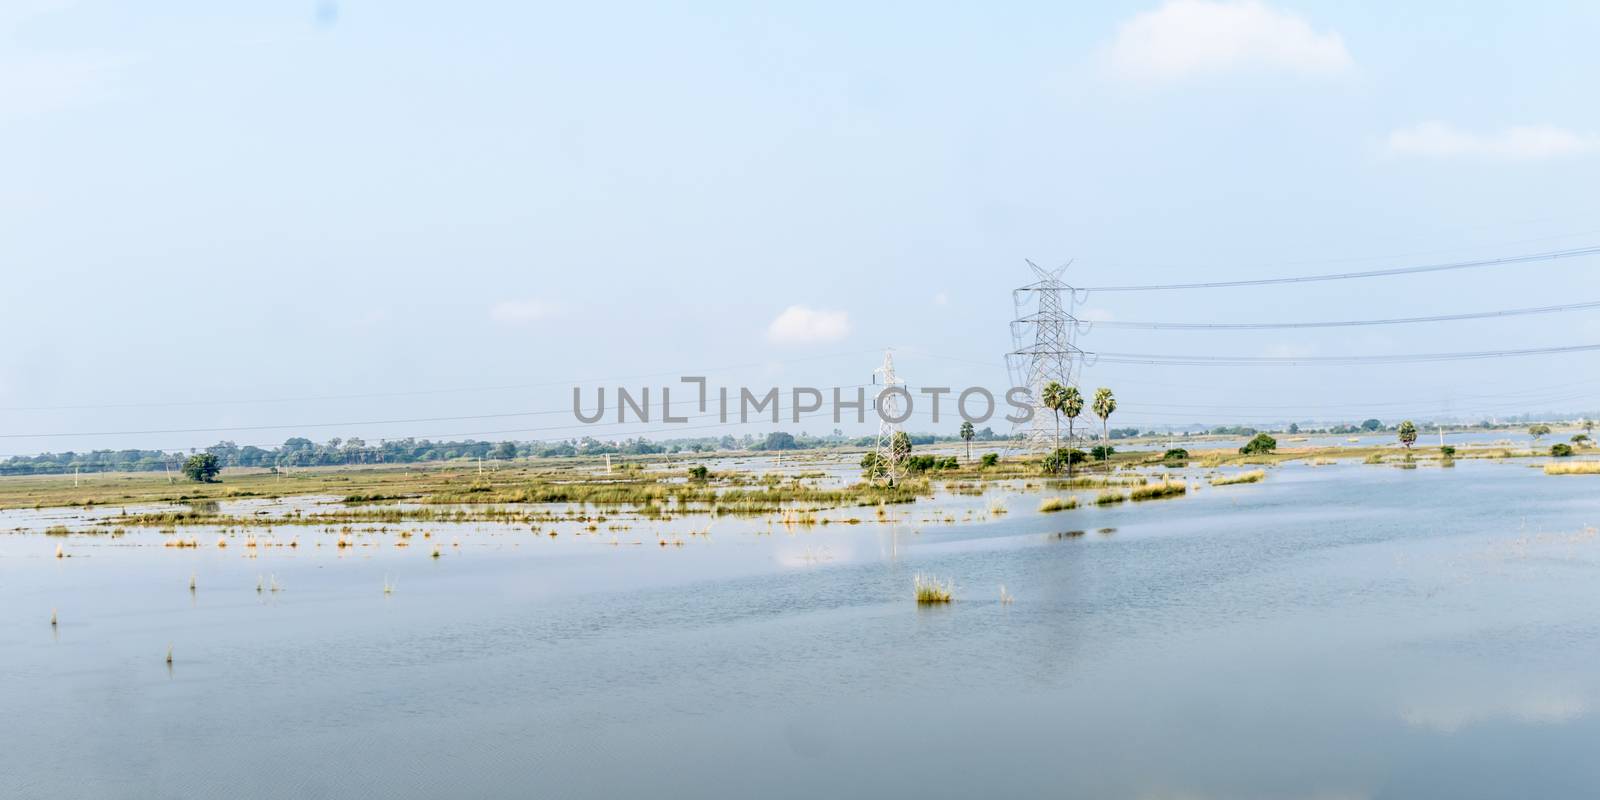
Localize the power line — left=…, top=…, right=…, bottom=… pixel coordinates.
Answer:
left=1092, top=342, right=1600, bottom=366
left=1081, top=244, right=1600, bottom=292
left=1089, top=299, right=1600, bottom=330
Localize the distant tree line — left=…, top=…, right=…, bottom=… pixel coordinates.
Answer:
left=0, top=426, right=1016, bottom=476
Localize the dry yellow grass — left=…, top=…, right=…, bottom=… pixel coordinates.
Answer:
left=1038, top=496, right=1079, bottom=513
left=1211, top=470, right=1267, bottom=486
left=1095, top=490, right=1126, bottom=505
left=914, top=574, right=953, bottom=604
left=1130, top=480, right=1187, bottom=501
left=1545, top=461, right=1600, bottom=475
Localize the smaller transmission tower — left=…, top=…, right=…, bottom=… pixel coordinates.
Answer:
left=872, top=349, right=904, bottom=483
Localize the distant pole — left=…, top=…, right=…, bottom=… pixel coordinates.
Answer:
left=74, top=465, right=79, bottom=488
left=1438, top=425, right=1445, bottom=448
left=605, top=454, right=612, bottom=474
left=478, top=456, right=483, bottom=475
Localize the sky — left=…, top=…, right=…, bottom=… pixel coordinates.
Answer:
left=4, top=0, right=1600, bottom=455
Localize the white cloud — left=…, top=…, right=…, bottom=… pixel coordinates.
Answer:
left=1104, top=0, right=1351, bottom=82
left=1385, top=122, right=1599, bottom=160
left=766, top=305, right=851, bottom=344
left=489, top=299, right=553, bottom=325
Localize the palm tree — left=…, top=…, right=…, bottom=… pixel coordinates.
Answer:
left=959, top=421, right=975, bottom=463
left=1062, top=386, right=1084, bottom=477
left=1041, top=381, right=1068, bottom=452
left=1092, top=387, right=1117, bottom=446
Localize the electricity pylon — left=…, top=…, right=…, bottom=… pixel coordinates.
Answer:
left=872, top=349, right=904, bottom=483
left=1006, top=260, right=1088, bottom=453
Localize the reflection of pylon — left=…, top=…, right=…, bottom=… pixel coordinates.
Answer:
left=1006, top=260, right=1087, bottom=454
left=872, top=349, right=903, bottom=483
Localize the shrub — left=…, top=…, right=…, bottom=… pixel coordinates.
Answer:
left=181, top=453, right=221, bottom=483
left=1551, top=443, right=1574, bottom=457
left=1042, top=448, right=1087, bottom=475
left=979, top=453, right=999, bottom=468
left=1239, top=433, right=1277, bottom=455
left=1162, top=448, right=1189, bottom=462
left=687, top=465, right=710, bottom=482
left=1439, top=445, right=1456, bottom=457
left=1091, top=445, right=1115, bottom=461
left=903, top=455, right=961, bottom=474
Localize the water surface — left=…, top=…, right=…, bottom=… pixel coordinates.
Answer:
left=5, top=459, right=1600, bottom=798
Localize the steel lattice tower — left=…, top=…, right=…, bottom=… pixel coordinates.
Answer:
left=872, top=349, right=904, bottom=483
left=1006, top=260, right=1087, bottom=453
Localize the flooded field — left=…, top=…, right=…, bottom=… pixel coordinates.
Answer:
left=5, top=454, right=1600, bottom=798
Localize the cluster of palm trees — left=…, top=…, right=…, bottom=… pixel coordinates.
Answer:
left=1040, top=381, right=1118, bottom=476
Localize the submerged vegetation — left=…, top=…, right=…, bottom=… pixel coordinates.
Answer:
left=1129, top=480, right=1187, bottom=502
left=1211, top=470, right=1267, bottom=487
left=913, top=574, right=953, bottom=604
left=7, top=427, right=1598, bottom=540
left=1038, top=496, right=1079, bottom=513
left=1095, top=490, right=1126, bottom=506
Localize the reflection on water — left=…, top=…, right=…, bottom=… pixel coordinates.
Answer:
left=4, top=459, right=1600, bottom=798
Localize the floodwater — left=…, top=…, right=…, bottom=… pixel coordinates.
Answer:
left=5, top=457, right=1600, bottom=799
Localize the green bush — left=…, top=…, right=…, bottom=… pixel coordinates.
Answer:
left=1162, top=448, right=1189, bottom=461
left=903, top=454, right=960, bottom=474
left=1042, top=448, right=1087, bottom=475
left=1551, top=443, right=1574, bottom=458
left=859, top=451, right=887, bottom=479
left=1091, top=445, right=1115, bottom=461
left=979, top=453, right=999, bottom=468
left=687, top=465, right=710, bottom=482
left=1238, top=433, right=1277, bottom=455
left=181, top=454, right=221, bottom=483
left=1439, top=445, right=1456, bottom=457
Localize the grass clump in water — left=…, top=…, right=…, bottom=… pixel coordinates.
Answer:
left=913, top=574, right=953, bottom=604
left=1038, top=496, right=1079, bottom=513
left=1210, top=470, right=1266, bottom=487
left=1094, top=490, right=1126, bottom=505
left=1545, top=461, right=1600, bottom=475
left=1130, top=480, right=1187, bottom=501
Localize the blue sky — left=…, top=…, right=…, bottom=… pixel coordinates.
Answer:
left=4, top=0, right=1600, bottom=454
